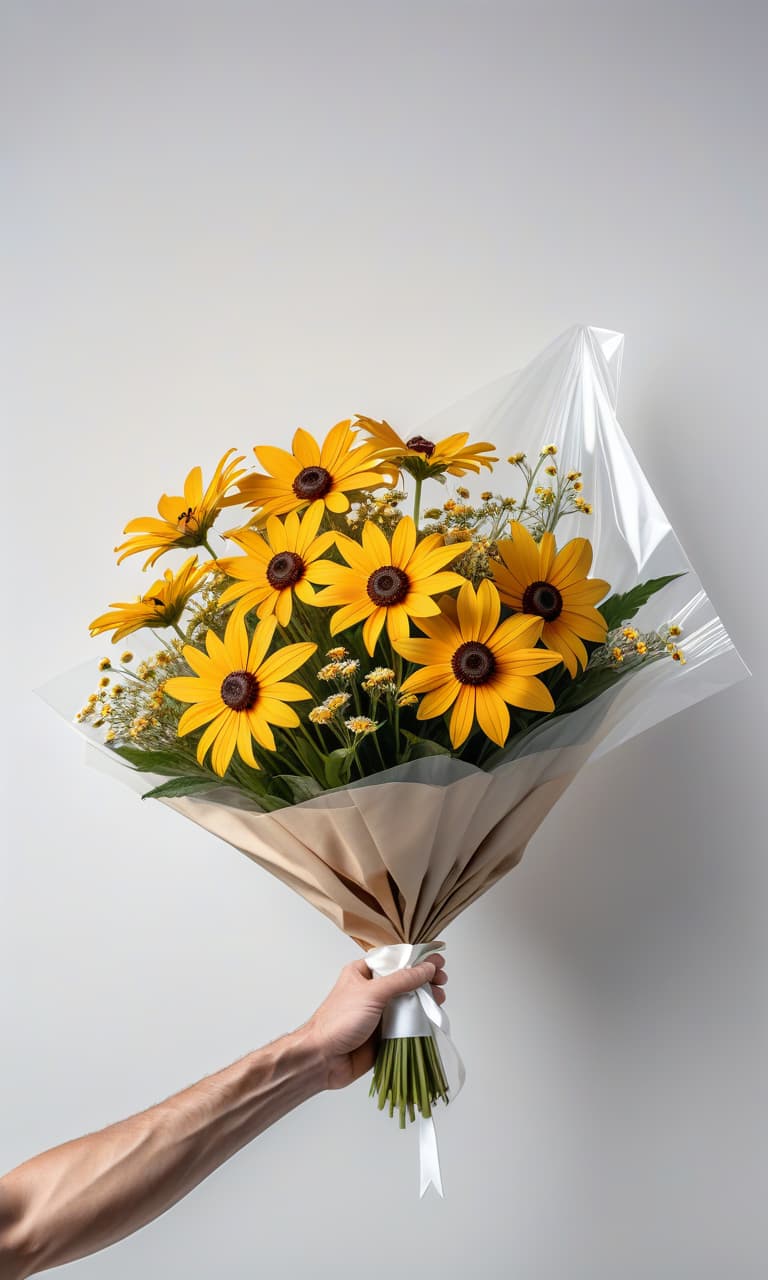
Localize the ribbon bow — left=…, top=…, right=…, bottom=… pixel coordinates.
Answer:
left=365, top=941, right=465, bottom=1197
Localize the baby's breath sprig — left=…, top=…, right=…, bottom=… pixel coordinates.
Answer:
left=75, top=648, right=191, bottom=750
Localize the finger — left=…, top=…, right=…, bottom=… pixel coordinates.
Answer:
left=431, top=967, right=448, bottom=985
left=374, top=960, right=436, bottom=1002
left=431, top=985, right=446, bottom=1005
left=424, top=953, right=445, bottom=970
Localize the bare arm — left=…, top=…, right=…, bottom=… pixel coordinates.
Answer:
left=0, top=953, right=446, bottom=1279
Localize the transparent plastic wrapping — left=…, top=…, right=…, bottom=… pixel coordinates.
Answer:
left=39, top=326, right=748, bottom=953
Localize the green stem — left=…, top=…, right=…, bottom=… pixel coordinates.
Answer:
left=201, top=536, right=218, bottom=560
left=413, top=476, right=423, bottom=531
left=171, top=622, right=187, bottom=643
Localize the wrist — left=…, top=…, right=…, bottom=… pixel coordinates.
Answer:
left=275, top=1022, right=330, bottom=1097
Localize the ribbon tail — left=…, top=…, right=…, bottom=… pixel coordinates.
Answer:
left=418, top=1115, right=444, bottom=1198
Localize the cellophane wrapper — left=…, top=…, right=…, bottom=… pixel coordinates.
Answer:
left=39, top=327, right=748, bottom=1188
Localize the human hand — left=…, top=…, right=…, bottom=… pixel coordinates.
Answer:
left=304, top=952, right=448, bottom=1090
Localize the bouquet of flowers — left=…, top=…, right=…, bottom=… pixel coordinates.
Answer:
left=42, top=327, right=747, bottom=1195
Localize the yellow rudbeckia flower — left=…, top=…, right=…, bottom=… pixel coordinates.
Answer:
left=164, top=613, right=316, bottom=776
left=355, top=415, right=498, bottom=478
left=491, top=521, right=610, bottom=677
left=309, top=516, right=466, bottom=656
left=224, top=420, right=397, bottom=520
left=393, top=579, right=561, bottom=748
left=115, top=449, right=247, bottom=569
left=217, top=500, right=337, bottom=627
left=89, top=555, right=210, bottom=644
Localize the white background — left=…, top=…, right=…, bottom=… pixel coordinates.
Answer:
left=3, top=3, right=766, bottom=1277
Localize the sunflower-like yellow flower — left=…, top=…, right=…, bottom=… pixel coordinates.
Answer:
left=393, top=580, right=561, bottom=748
left=309, top=516, right=466, bottom=655
left=216, top=500, right=337, bottom=627
left=491, top=521, right=610, bottom=677
left=163, top=613, right=316, bottom=776
left=224, top=420, right=397, bottom=520
left=355, top=416, right=498, bottom=478
left=89, top=555, right=210, bottom=644
left=115, top=450, right=247, bottom=569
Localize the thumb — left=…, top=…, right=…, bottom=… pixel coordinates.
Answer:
left=374, top=960, right=436, bottom=1004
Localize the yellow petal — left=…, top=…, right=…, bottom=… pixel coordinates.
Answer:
left=363, top=606, right=387, bottom=655
left=390, top=516, right=416, bottom=569
left=489, top=614, right=544, bottom=654
left=362, top=519, right=391, bottom=565
left=449, top=684, right=475, bottom=747
left=456, top=581, right=481, bottom=640
left=475, top=685, right=510, bottom=747
left=178, top=699, right=222, bottom=735
left=196, top=708, right=230, bottom=767
left=164, top=676, right=221, bottom=704
left=211, top=712, right=239, bottom=776
left=325, top=490, right=350, bottom=513
left=399, top=663, right=455, bottom=694
left=475, top=578, right=501, bottom=643
left=224, top=612, right=250, bottom=669
left=259, top=680, right=311, bottom=702
left=248, top=614, right=278, bottom=670
left=247, top=708, right=276, bottom=751
left=330, top=597, right=374, bottom=633
left=237, top=714, right=259, bottom=768
left=296, top=499, right=325, bottom=553
left=493, top=674, right=554, bottom=714
left=417, top=679, right=460, bottom=719
left=292, top=427, right=321, bottom=468
left=538, top=531, right=556, bottom=581
left=393, top=635, right=453, bottom=666
left=258, top=698, right=301, bottom=727
left=266, top=514, right=288, bottom=553
left=544, top=622, right=588, bottom=675
left=550, top=537, right=593, bottom=589
left=257, top=641, right=316, bottom=684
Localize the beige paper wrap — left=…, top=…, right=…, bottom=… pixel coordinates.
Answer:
left=162, top=743, right=592, bottom=951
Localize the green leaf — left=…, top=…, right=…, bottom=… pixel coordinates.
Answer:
left=553, top=665, right=625, bottom=713
left=324, top=747, right=355, bottom=789
left=268, top=774, right=326, bottom=804
left=114, top=745, right=198, bottom=776
left=142, top=775, right=218, bottom=800
left=401, top=730, right=451, bottom=760
left=599, top=574, right=684, bottom=630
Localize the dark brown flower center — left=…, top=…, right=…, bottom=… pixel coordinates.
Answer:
left=266, top=550, right=305, bottom=588
left=405, top=434, right=436, bottom=459
left=220, top=670, right=259, bottom=711
left=292, top=466, right=332, bottom=499
left=451, top=641, right=496, bottom=685
left=366, top=565, right=410, bottom=606
left=522, top=580, right=563, bottom=621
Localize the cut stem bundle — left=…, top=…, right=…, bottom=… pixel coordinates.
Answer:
left=369, top=1035, right=450, bottom=1129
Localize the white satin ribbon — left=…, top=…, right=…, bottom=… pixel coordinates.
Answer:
left=365, top=941, right=465, bottom=1197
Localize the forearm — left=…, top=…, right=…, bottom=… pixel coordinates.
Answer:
left=0, top=1025, right=325, bottom=1279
